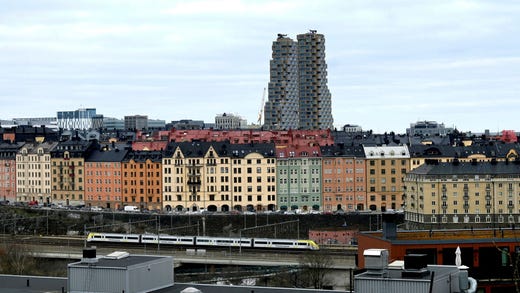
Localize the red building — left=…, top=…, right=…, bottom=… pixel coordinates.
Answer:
left=135, top=129, right=334, bottom=147
left=357, top=214, right=519, bottom=292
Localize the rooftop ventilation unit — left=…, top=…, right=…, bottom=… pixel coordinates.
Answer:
left=81, top=247, right=98, bottom=264
left=402, top=254, right=430, bottom=278
left=363, top=249, right=388, bottom=275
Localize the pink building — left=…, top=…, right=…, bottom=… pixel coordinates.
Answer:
left=309, top=228, right=358, bottom=245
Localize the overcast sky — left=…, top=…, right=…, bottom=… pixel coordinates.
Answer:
left=1, top=0, right=519, bottom=133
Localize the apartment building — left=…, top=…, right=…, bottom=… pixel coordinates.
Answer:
left=122, top=151, right=163, bottom=210
left=163, top=141, right=277, bottom=212
left=321, top=144, right=367, bottom=212
left=364, top=146, right=410, bottom=211
left=405, top=160, right=520, bottom=225
left=276, top=145, right=322, bottom=212
left=85, top=143, right=128, bottom=210
left=16, top=142, right=57, bottom=204
left=0, top=142, right=24, bottom=202
left=50, top=140, right=96, bottom=206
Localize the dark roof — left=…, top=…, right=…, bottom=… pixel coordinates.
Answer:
left=85, top=145, right=129, bottom=162
left=123, top=150, right=163, bottom=163
left=0, top=142, right=25, bottom=159
left=320, top=143, right=365, bottom=157
left=409, top=160, right=520, bottom=176
left=51, top=140, right=96, bottom=158
left=408, top=145, right=458, bottom=158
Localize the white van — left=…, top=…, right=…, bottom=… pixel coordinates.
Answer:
left=91, top=206, right=103, bottom=212
left=124, top=205, right=139, bottom=212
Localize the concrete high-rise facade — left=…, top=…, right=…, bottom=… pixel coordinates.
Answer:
left=264, top=30, right=333, bottom=130
left=264, top=34, right=299, bottom=130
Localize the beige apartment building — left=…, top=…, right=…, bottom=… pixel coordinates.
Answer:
left=16, top=142, right=57, bottom=204
left=405, top=160, right=520, bottom=225
left=363, top=146, right=410, bottom=211
left=163, top=141, right=277, bottom=212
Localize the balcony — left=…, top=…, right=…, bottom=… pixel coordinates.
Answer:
left=463, top=195, right=469, bottom=201
left=187, top=180, right=201, bottom=186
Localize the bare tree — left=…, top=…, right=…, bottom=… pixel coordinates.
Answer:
left=298, top=251, right=334, bottom=289
left=0, top=243, right=36, bottom=275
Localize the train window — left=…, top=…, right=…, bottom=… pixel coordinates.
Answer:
left=128, top=237, right=139, bottom=240
left=240, top=240, right=250, bottom=244
left=181, top=238, right=192, bottom=241
left=256, top=241, right=268, bottom=244
left=298, top=243, right=307, bottom=246
left=198, top=239, right=210, bottom=242
left=272, top=242, right=291, bottom=245
left=217, top=240, right=233, bottom=243
left=107, top=235, right=124, bottom=239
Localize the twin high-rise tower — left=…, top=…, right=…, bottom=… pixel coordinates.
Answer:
left=263, top=30, right=334, bottom=130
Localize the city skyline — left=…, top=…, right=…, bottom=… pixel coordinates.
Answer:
left=1, top=1, right=519, bottom=133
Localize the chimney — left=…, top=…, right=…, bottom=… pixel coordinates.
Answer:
left=382, top=212, right=397, bottom=240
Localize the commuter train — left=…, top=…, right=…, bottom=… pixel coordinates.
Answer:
left=86, top=232, right=319, bottom=250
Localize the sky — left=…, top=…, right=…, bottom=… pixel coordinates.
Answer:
left=1, top=0, right=519, bottom=133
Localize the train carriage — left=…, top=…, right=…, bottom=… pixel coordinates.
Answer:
left=158, top=235, right=195, bottom=246
left=87, top=232, right=141, bottom=243
left=195, top=236, right=253, bottom=248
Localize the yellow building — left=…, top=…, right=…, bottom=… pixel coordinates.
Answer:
left=405, top=160, right=520, bottom=225
left=162, top=142, right=276, bottom=212
left=363, top=146, right=410, bottom=211
left=16, top=142, right=57, bottom=204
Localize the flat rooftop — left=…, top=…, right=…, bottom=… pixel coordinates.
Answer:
left=362, top=227, right=520, bottom=244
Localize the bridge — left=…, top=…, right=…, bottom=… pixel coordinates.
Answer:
left=32, top=245, right=356, bottom=269
left=6, top=235, right=357, bottom=290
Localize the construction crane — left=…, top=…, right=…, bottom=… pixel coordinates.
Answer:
left=257, top=87, right=266, bottom=125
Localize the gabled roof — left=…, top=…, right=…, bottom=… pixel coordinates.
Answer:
left=19, top=141, right=58, bottom=154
